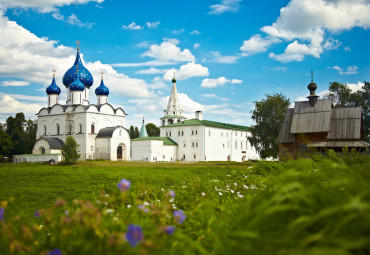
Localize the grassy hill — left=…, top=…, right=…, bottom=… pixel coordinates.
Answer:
left=0, top=157, right=369, bottom=254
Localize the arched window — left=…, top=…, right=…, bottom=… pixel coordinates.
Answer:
left=69, top=124, right=72, bottom=134
left=168, top=119, right=173, bottom=124
left=162, top=120, right=165, bottom=126
left=56, top=124, right=60, bottom=135
left=79, top=124, right=82, bottom=133
left=44, top=125, right=47, bottom=135
left=119, top=130, right=122, bottom=136
left=41, top=147, right=45, bottom=154
left=91, top=124, right=95, bottom=134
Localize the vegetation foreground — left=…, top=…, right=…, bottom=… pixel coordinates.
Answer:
left=0, top=155, right=369, bottom=255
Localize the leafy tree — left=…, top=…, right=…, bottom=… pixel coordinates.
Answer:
left=146, top=123, right=160, bottom=137
left=25, top=119, right=37, bottom=154
left=134, top=127, right=140, bottom=139
left=0, top=123, right=13, bottom=157
left=6, top=113, right=27, bottom=156
left=129, top=125, right=135, bottom=139
left=248, top=93, right=290, bottom=159
left=62, top=136, right=80, bottom=164
left=326, top=81, right=369, bottom=142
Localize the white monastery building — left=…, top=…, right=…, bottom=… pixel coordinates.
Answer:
left=131, top=77, right=260, bottom=162
left=15, top=43, right=260, bottom=163
left=31, top=43, right=131, bottom=161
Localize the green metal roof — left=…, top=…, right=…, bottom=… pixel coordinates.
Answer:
left=163, top=119, right=251, bottom=131
left=160, top=115, right=187, bottom=119
left=132, top=137, right=178, bottom=145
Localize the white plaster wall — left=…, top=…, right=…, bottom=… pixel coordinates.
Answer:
left=131, top=140, right=176, bottom=162
left=13, top=154, right=62, bottom=164
left=33, top=139, right=51, bottom=154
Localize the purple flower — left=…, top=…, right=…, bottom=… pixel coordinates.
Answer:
left=0, top=208, right=4, bottom=221
left=168, top=190, right=175, bottom=198
left=48, top=248, right=63, bottom=255
left=117, top=179, right=131, bottom=191
left=138, top=205, right=148, bottom=213
left=126, top=224, right=143, bottom=247
left=173, top=210, right=186, bottom=224
left=165, top=225, right=175, bottom=235
left=34, top=210, right=40, bottom=218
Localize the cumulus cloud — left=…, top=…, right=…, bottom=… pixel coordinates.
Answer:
left=193, top=43, right=201, bottom=49
left=260, top=0, right=370, bottom=62
left=0, top=95, right=43, bottom=118
left=0, top=0, right=104, bottom=13
left=1, top=81, right=30, bottom=86
left=209, top=51, right=240, bottom=64
left=146, top=21, right=160, bottom=28
left=172, top=28, right=185, bottom=34
left=66, top=13, right=94, bottom=28
left=142, top=41, right=195, bottom=62
left=163, top=63, right=209, bottom=81
left=347, top=81, right=364, bottom=92
left=135, top=67, right=167, bottom=75
left=331, top=65, right=359, bottom=75
left=122, top=22, right=143, bottom=30
left=162, top=38, right=180, bottom=45
left=240, top=35, right=280, bottom=56
left=201, top=77, right=242, bottom=88
left=209, top=0, right=242, bottom=15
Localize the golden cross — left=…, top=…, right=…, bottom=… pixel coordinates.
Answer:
left=100, top=70, right=104, bottom=79
left=173, top=72, right=176, bottom=79
left=76, top=40, right=80, bottom=50
left=52, top=69, right=56, bottom=77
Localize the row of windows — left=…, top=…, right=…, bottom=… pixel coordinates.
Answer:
left=221, top=141, right=250, bottom=150
left=183, top=142, right=199, bottom=147
left=43, top=124, right=96, bottom=135
left=165, top=129, right=248, bottom=138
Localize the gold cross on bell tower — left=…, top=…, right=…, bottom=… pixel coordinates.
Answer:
left=52, top=69, right=56, bottom=77
left=76, top=40, right=80, bottom=50
left=100, top=70, right=104, bottom=80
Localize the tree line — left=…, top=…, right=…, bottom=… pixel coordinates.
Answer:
left=248, top=81, right=369, bottom=159
left=128, top=123, right=160, bottom=139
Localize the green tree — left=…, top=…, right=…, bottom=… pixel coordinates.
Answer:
left=0, top=123, right=13, bottom=157
left=146, top=123, right=160, bottom=137
left=248, top=93, right=290, bottom=159
left=6, top=113, right=27, bottom=156
left=134, top=127, right=140, bottom=139
left=62, top=136, right=80, bottom=164
left=129, top=125, right=135, bottom=139
left=25, top=119, right=37, bottom=154
left=326, top=81, right=369, bottom=142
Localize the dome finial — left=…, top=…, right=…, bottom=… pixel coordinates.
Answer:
left=172, top=72, right=176, bottom=83
left=100, top=70, right=104, bottom=80
left=142, top=116, right=145, bottom=123
left=52, top=68, right=56, bottom=78
left=311, top=69, right=314, bottom=82
left=76, top=40, right=80, bottom=51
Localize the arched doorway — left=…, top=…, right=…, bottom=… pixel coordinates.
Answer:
left=40, top=147, right=45, bottom=154
left=117, top=144, right=127, bottom=160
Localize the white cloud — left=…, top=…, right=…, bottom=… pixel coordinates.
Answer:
left=122, top=22, right=143, bottom=30
left=142, top=41, right=195, bottom=62
left=193, top=43, right=201, bottom=49
left=260, top=0, right=370, bottom=62
left=172, top=28, right=185, bottom=34
left=209, top=51, right=240, bottom=64
left=0, top=95, right=43, bottom=118
left=111, top=61, right=176, bottom=67
left=190, top=30, right=201, bottom=35
left=209, top=0, right=242, bottom=15
left=136, top=67, right=167, bottom=75
left=0, top=0, right=104, bottom=13
left=67, top=13, right=94, bottom=28
left=1, top=80, right=30, bottom=86
left=163, top=63, right=209, bottom=81
left=347, top=81, right=364, bottom=92
left=201, top=77, right=242, bottom=88
left=146, top=21, right=160, bottom=28
left=344, top=46, right=351, bottom=51
left=201, top=94, right=230, bottom=101
left=163, top=38, right=180, bottom=45
left=240, top=34, right=280, bottom=56
left=331, top=65, right=359, bottom=75
left=264, top=66, right=287, bottom=71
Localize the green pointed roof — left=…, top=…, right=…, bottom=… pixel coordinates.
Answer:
left=139, top=119, right=148, bottom=138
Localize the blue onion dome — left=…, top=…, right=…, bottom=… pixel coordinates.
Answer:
left=69, top=76, right=85, bottom=91
left=95, top=78, right=109, bottom=96
left=62, top=48, right=93, bottom=88
left=46, top=75, right=61, bottom=95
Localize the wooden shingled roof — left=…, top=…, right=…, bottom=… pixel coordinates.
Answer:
left=327, top=107, right=362, bottom=140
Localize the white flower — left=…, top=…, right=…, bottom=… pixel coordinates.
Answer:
left=230, top=190, right=235, bottom=193
left=161, top=188, right=164, bottom=191
left=143, top=201, right=149, bottom=206
left=251, top=185, right=257, bottom=189
left=104, top=194, right=109, bottom=197
left=234, top=182, right=238, bottom=186
left=103, top=208, right=115, bottom=214
left=219, top=192, right=223, bottom=196
left=238, top=194, right=244, bottom=198
left=243, top=185, right=249, bottom=189
left=127, top=204, right=131, bottom=208
left=169, top=198, right=174, bottom=203
left=201, top=192, right=206, bottom=196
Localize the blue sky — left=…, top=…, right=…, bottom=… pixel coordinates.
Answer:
left=0, top=0, right=369, bottom=127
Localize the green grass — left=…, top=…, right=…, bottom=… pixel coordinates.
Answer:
left=0, top=158, right=369, bottom=254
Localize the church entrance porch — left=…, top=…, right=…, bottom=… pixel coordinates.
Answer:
left=116, top=144, right=127, bottom=160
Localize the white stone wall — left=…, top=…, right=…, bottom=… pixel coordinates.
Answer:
left=131, top=140, right=176, bottom=162
left=13, top=154, right=62, bottom=164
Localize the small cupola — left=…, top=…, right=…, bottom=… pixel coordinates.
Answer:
left=307, top=70, right=319, bottom=107
left=95, top=71, right=109, bottom=105
left=46, top=69, right=61, bottom=107
left=139, top=117, right=148, bottom=138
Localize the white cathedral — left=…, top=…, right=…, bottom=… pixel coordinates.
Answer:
left=23, top=44, right=260, bottom=163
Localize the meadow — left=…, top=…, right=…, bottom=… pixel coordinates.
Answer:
left=0, top=154, right=369, bottom=254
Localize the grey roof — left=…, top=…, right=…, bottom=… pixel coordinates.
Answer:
left=96, top=126, right=124, bottom=138
left=327, top=108, right=362, bottom=140
left=277, top=108, right=294, bottom=143
left=290, top=100, right=332, bottom=133
left=39, top=137, right=64, bottom=149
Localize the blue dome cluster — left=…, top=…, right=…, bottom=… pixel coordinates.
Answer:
left=62, top=50, right=93, bottom=88
left=46, top=76, right=61, bottom=95
left=69, top=77, right=85, bottom=91
left=95, top=78, right=109, bottom=96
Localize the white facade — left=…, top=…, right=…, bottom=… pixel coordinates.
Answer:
left=131, top=139, right=176, bottom=162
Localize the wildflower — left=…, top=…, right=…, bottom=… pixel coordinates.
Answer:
left=230, top=190, right=235, bottom=194
left=173, top=210, right=186, bottom=224
left=234, top=182, right=238, bottom=186
left=238, top=194, right=244, bottom=198
left=168, top=190, right=175, bottom=198
left=201, top=192, right=206, bottom=196
left=143, top=201, right=149, bottom=206
left=243, top=185, right=249, bottom=189
left=55, top=199, right=66, bottom=207
left=165, top=225, right=175, bottom=235
left=65, top=210, right=69, bottom=216
left=34, top=210, right=40, bottom=218
left=1, top=201, right=8, bottom=208
left=117, top=179, right=131, bottom=191
left=0, top=208, right=4, bottom=221
left=126, top=224, right=143, bottom=247
left=219, top=192, right=222, bottom=196
left=169, top=198, right=174, bottom=203
left=127, top=204, right=131, bottom=208
left=138, top=205, right=148, bottom=213
left=103, top=209, right=115, bottom=215
left=48, top=248, right=63, bottom=255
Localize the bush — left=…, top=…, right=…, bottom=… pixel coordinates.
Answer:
left=61, top=136, right=80, bottom=164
